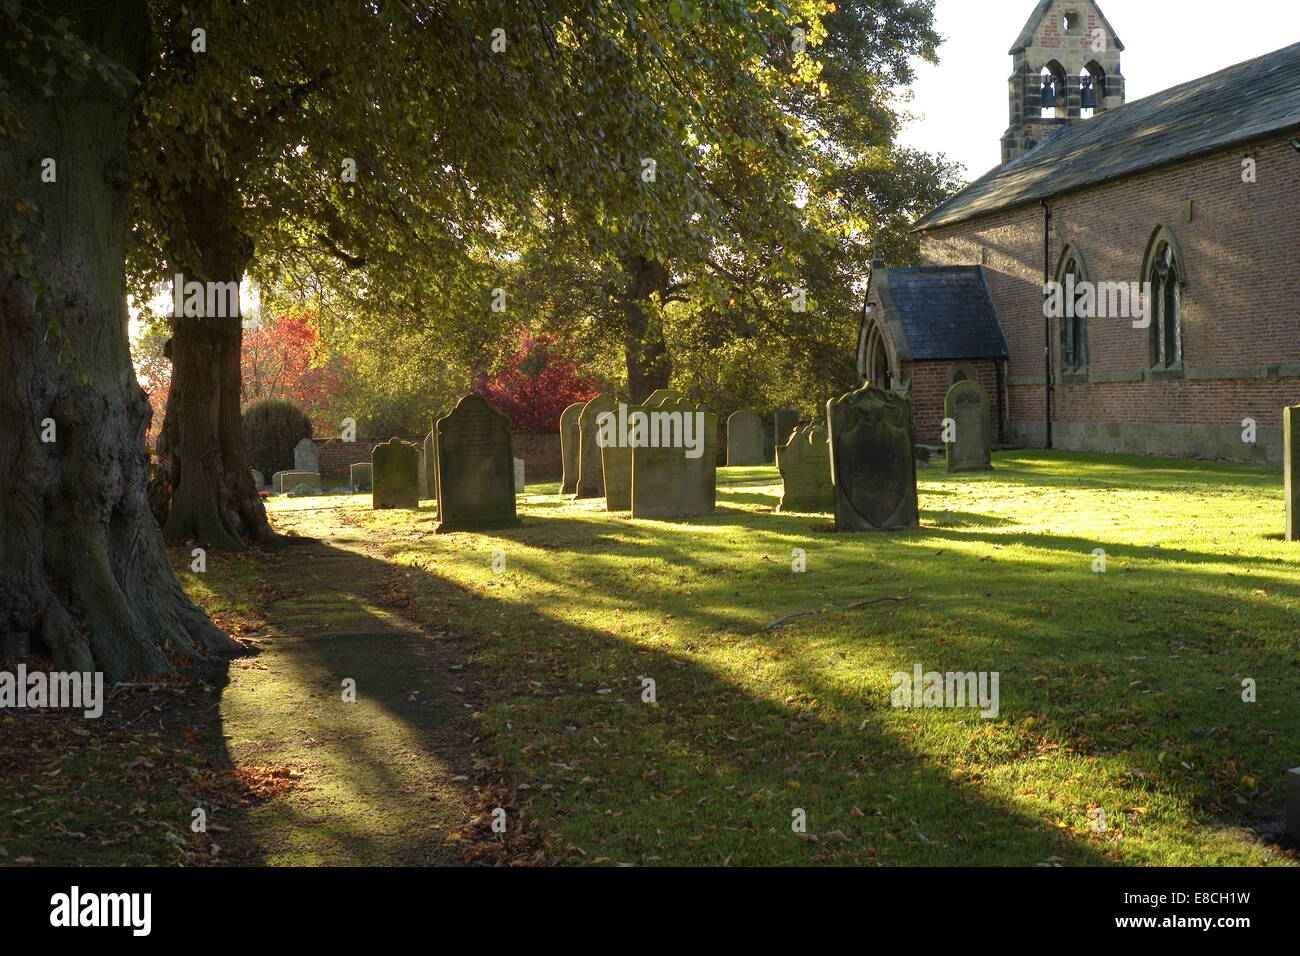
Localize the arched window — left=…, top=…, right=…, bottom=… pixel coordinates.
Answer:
left=1054, top=244, right=1089, bottom=373
left=863, top=320, right=894, bottom=389
left=1141, top=228, right=1185, bottom=368
left=1080, top=63, right=1106, bottom=118
left=1039, top=62, right=1067, bottom=120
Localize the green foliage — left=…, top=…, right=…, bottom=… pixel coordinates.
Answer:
left=241, top=398, right=312, bottom=478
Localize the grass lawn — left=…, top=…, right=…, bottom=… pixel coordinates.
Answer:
left=311, top=449, right=1299, bottom=866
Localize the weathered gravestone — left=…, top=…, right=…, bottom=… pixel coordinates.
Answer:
left=575, top=394, right=617, bottom=499
left=631, top=395, right=717, bottom=519
left=944, top=380, right=993, bottom=473
left=435, top=395, right=519, bottom=532
left=826, top=383, right=918, bottom=532
left=777, top=422, right=834, bottom=513
left=726, top=409, right=766, bottom=466
left=422, top=429, right=439, bottom=501
left=599, top=402, right=637, bottom=512
left=514, top=457, right=525, bottom=493
left=371, top=438, right=420, bottom=509
left=250, top=469, right=264, bottom=489
left=294, top=438, right=320, bottom=474
left=350, top=462, right=372, bottom=492
left=1287, top=406, right=1299, bottom=541
left=774, top=408, right=800, bottom=449
left=273, top=471, right=320, bottom=494
left=559, top=401, right=585, bottom=495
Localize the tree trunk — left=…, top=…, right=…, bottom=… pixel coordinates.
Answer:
left=0, top=0, right=240, bottom=680
left=621, top=254, right=673, bottom=402
left=151, top=186, right=276, bottom=549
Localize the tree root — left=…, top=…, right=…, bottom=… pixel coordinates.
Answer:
left=758, top=595, right=911, bottom=633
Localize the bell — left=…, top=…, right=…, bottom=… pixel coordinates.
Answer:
left=1080, top=77, right=1096, bottom=110
left=1039, top=78, right=1057, bottom=109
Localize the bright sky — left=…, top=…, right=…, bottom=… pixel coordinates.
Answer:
left=896, top=0, right=1300, bottom=180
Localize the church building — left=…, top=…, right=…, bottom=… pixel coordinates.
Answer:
left=859, top=0, right=1300, bottom=461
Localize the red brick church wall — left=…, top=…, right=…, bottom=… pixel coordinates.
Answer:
left=918, top=132, right=1300, bottom=461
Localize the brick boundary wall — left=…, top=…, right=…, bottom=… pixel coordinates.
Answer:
left=918, top=133, right=1300, bottom=463
left=312, top=433, right=563, bottom=481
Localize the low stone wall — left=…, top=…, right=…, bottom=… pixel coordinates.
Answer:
left=511, top=432, right=561, bottom=480
left=1008, top=420, right=1284, bottom=463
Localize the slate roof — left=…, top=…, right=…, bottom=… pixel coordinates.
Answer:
left=872, top=266, right=1008, bottom=361
left=1009, top=0, right=1125, bottom=55
left=916, top=41, right=1300, bottom=231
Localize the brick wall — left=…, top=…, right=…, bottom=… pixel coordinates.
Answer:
left=909, top=359, right=1002, bottom=444
left=312, top=433, right=563, bottom=481
left=918, top=133, right=1300, bottom=461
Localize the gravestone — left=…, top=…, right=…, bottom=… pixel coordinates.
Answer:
left=641, top=388, right=682, bottom=406
left=575, top=394, right=617, bottom=499
left=826, top=383, right=918, bottom=532
left=514, top=457, right=525, bottom=493
left=250, top=469, right=264, bottom=489
left=944, top=380, right=993, bottom=473
left=293, top=438, right=320, bottom=474
left=600, top=402, right=637, bottom=512
left=270, top=470, right=288, bottom=492
left=776, top=422, right=834, bottom=513
left=1287, top=767, right=1300, bottom=841
left=435, top=394, right=519, bottom=532
left=559, top=401, right=585, bottom=495
left=273, top=471, right=320, bottom=494
left=631, top=395, right=717, bottom=519
left=726, top=410, right=766, bottom=466
left=371, top=438, right=420, bottom=509
left=423, top=429, right=439, bottom=501
left=350, top=462, right=372, bottom=492
left=774, top=408, right=800, bottom=448
left=1287, top=406, right=1299, bottom=541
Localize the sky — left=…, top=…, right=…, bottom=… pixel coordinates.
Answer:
left=896, top=0, right=1300, bottom=180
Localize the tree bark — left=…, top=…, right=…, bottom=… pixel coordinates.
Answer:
left=150, top=184, right=276, bottom=549
left=621, top=254, right=673, bottom=402
left=0, top=0, right=241, bottom=680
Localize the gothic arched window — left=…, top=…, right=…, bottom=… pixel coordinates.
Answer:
left=1142, top=228, right=1185, bottom=369
left=1039, top=62, right=1067, bottom=120
left=1054, top=244, right=1089, bottom=373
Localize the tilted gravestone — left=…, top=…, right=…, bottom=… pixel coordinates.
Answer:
left=726, top=409, right=766, bottom=466
left=575, top=394, right=617, bottom=499
left=826, top=383, right=918, bottom=532
left=350, top=462, right=372, bottom=492
left=293, top=438, right=320, bottom=474
left=371, top=438, right=420, bottom=509
left=559, top=401, right=585, bottom=495
left=273, top=471, right=320, bottom=494
left=631, top=395, right=717, bottom=519
left=435, top=394, right=519, bottom=532
left=777, top=422, right=834, bottom=514
left=1287, top=405, right=1299, bottom=542
left=774, top=408, right=800, bottom=449
left=944, top=380, right=993, bottom=473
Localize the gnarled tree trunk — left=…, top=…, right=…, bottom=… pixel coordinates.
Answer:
left=0, top=0, right=240, bottom=680
left=622, top=254, right=673, bottom=402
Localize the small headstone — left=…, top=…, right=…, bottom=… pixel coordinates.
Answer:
left=726, top=409, right=766, bottom=466
left=273, top=471, right=321, bottom=494
left=513, top=457, right=525, bottom=493
left=293, top=438, right=320, bottom=474
left=631, top=395, right=717, bottom=519
left=774, top=409, right=800, bottom=448
left=575, top=394, right=617, bottom=499
left=435, top=394, right=519, bottom=532
left=371, top=438, right=420, bottom=509
left=270, top=470, right=287, bottom=492
left=559, top=401, right=585, bottom=495
left=350, top=462, right=372, bottom=492
left=776, top=422, right=834, bottom=513
left=1288, top=767, right=1300, bottom=842
left=600, top=403, right=636, bottom=512
left=944, top=380, right=993, bottom=473
left=1287, top=405, right=1299, bottom=541
left=250, top=469, right=264, bottom=489
left=826, top=383, right=918, bottom=532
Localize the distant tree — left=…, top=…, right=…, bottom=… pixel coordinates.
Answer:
left=478, top=329, right=600, bottom=433
left=241, top=310, right=347, bottom=433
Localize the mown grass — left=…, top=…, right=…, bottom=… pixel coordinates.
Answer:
left=328, top=449, right=1300, bottom=866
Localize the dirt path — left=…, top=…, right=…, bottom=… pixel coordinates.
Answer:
left=219, top=502, right=479, bottom=865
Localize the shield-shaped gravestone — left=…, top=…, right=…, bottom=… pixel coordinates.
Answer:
left=945, top=380, right=993, bottom=473
left=631, top=395, right=717, bottom=519
left=774, top=408, right=800, bottom=449
left=293, top=438, right=320, bottom=474
left=575, top=394, right=617, bottom=499
left=826, top=383, right=918, bottom=532
left=776, top=422, right=834, bottom=513
left=726, top=410, right=766, bottom=466
left=350, top=462, right=372, bottom=492
left=372, top=438, right=420, bottom=509
left=435, top=395, right=519, bottom=532
left=559, top=401, right=585, bottom=495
